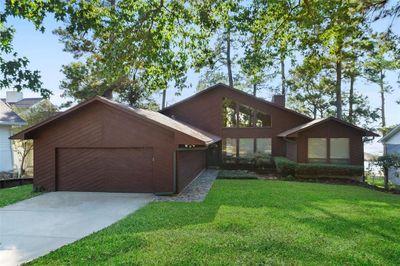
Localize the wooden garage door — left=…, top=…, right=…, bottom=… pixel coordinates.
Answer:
left=56, top=148, right=153, bottom=192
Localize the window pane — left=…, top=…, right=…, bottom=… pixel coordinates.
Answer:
left=330, top=138, right=349, bottom=160
left=238, top=105, right=254, bottom=127
left=239, top=138, right=254, bottom=161
left=256, top=111, right=271, bottom=127
left=256, top=138, right=272, bottom=156
left=222, top=98, right=236, bottom=127
left=308, top=138, right=327, bottom=160
left=222, top=138, right=237, bottom=163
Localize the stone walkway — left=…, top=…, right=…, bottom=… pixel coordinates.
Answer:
left=156, top=169, right=219, bottom=202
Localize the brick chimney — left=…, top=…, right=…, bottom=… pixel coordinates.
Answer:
left=6, top=91, right=23, bottom=103
left=272, top=95, right=285, bottom=107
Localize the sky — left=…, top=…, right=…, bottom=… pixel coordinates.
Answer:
left=1, top=11, right=400, bottom=155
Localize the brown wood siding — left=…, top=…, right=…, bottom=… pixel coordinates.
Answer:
left=57, top=148, right=153, bottom=192
left=286, top=140, right=297, bottom=161
left=176, top=149, right=206, bottom=193
left=33, top=101, right=176, bottom=193
left=162, top=85, right=311, bottom=157
left=296, top=120, right=364, bottom=165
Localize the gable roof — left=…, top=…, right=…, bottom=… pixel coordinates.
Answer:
left=11, top=96, right=220, bottom=145
left=0, top=100, right=27, bottom=126
left=277, top=117, right=379, bottom=138
left=161, top=83, right=312, bottom=120
left=379, top=125, right=400, bottom=143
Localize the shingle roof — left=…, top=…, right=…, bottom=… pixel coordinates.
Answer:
left=278, top=117, right=379, bottom=138
left=0, top=100, right=27, bottom=126
left=103, top=98, right=221, bottom=145
left=11, top=96, right=221, bottom=145
left=1, top=98, right=43, bottom=108
left=379, top=124, right=400, bottom=143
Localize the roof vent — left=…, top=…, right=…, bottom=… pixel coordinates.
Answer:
left=272, top=95, right=285, bottom=107
left=6, top=91, right=23, bottom=103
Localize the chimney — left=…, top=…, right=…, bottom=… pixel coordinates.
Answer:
left=6, top=91, right=23, bottom=103
left=272, top=95, right=285, bottom=107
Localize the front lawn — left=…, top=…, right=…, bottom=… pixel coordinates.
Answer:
left=0, top=185, right=40, bottom=208
left=29, top=180, right=400, bottom=265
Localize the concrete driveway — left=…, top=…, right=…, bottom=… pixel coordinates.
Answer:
left=0, top=192, right=154, bottom=266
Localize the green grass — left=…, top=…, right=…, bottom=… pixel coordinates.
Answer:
left=29, top=180, right=400, bottom=265
left=365, top=176, right=400, bottom=190
left=0, top=185, right=40, bottom=208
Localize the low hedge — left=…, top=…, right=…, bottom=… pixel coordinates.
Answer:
left=273, top=157, right=296, bottom=177
left=217, top=170, right=258, bottom=179
left=273, top=157, right=364, bottom=180
left=296, top=163, right=363, bottom=180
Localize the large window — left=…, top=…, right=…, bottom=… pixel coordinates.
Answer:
left=223, top=138, right=272, bottom=163
left=238, top=105, right=254, bottom=127
left=255, top=111, right=271, bottom=127
left=222, top=98, right=237, bottom=127
left=308, top=138, right=327, bottom=163
left=222, top=98, right=271, bottom=128
left=330, top=138, right=350, bottom=164
left=307, top=138, right=350, bottom=164
left=222, top=138, right=237, bottom=163
left=256, top=138, right=272, bottom=156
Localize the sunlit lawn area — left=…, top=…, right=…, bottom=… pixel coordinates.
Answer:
left=29, top=180, right=400, bottom=265
left=0, top=185, right=40, bottom=208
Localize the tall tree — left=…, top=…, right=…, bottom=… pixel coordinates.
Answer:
left=364, top=32, right=400, bottom=127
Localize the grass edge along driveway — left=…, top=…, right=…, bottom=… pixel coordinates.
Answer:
left=0, top=185, right=40, bottom=208
left=29, top=180, right=400, bottom=265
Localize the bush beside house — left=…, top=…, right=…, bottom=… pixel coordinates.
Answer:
left=273, top=157, right=363, bottom=181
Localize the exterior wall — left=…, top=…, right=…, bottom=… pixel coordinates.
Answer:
left=176, top=149, right=206, bottom=193
left=386, top=144, right=400, bottom=185
left=385, top=131, right=400, bottom=145
left=0, top=125, right=13, bottom=172
left=296, top=120, right=364, bottom=165
left=162, top=85, right=311, bottom=158
left=286, top=140, right=297, bottom=161
left=32, top=101, right=176, bottom=193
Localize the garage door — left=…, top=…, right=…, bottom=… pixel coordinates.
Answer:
left=56, top=148, right=153, bottom=192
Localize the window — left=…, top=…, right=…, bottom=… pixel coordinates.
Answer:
left=330, top=138, right=349, bottom=164
left=255, top=111, right=271, bottom=127
left=238, top=105, right=254, bottom=127
left=239, top=138, right=254, bottom=163
left=256, top=138, right=272, bottom=156
left=222, top=98, right=236, bottom=127
left=222, top=138, right=237, bottom=163
left=222, top=98, right=271, bottom=128
left=308, top=138, right=327, bottom=162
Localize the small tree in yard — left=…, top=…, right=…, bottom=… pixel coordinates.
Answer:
left=12, top=101, right=58, bottom=177
left=374, top=154, right=400, bottom=191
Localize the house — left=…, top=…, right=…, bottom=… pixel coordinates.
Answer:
left=11, top=83, right=378, bottom=193
left=379, top=125, right=400, bottom=185
left=1, top=91, right=43, bottom=109
left=0, top=101, right=27, bottom=173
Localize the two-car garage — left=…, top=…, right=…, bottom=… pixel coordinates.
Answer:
left=11, top=96, right=219, bottom=194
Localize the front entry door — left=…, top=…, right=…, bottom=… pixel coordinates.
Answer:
left=207, top=142, right=221, bottom=168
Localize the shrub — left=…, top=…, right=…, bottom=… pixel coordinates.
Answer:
left=296, top=163, right=363, bottom=180
left=273, top=157, right=296, bottom=177
left=253, top=153, right=273, bottom=169
left=217, top=170, right=258, bottom=179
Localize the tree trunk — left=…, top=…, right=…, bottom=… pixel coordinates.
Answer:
left=162, top=89, right=166, bottom=109
left=335, top=59, right=343, bottom=119
left=349, top=74, right=355, bottom=123
left=380, top=70, right=386, bottom=127
left=280, top=55, right=286, bottom=96
left=253, top=84, right=257, bottom=96
left=226, top=28, right=233, bottom=88
left=384, top=167, right=389, bottom=191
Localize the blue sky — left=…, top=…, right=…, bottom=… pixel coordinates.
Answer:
left=2, top=13, right=399, bottom=154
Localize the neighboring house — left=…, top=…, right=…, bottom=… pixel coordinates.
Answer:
left=0, top=100, right=27, bottom=173
left=379, top=125, right=400, bottom=185
left=2, top=91, right=45, bottom=175
left=11, top=84, right=377, bottom=193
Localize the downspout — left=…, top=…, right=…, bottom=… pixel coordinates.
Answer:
left=173, top=150, right=177, bottom=194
